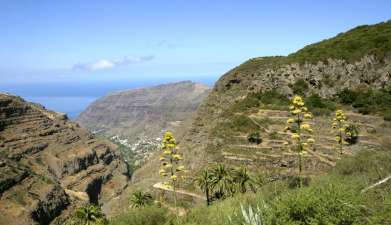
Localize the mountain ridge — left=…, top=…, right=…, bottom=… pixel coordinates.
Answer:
left=77, top=80, right=210, bottom=139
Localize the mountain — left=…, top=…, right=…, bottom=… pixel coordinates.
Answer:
left=76, top=81, right=210, bottom=167
left=77, top=81, right=209, bottom=138
left=133, top=20, right=391, bottom=185
left=0, top=93, right=128, bottom=225
left=107, top=21, right=391, bottom=225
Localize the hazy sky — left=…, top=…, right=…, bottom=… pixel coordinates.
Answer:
left=1, top=0, right=391, bottom=84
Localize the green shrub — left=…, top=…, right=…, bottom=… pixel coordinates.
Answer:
left=337, top=88, right=359, bottom=104
left=305, top=94, right=336, bottom=116
left=68, top=205, right=108, bottom=225
left=357, top=106, right=371, bottom=115
left=247, top=132, right=262, bottom=144
left=177, top=194, right=260, bottom=225
left=333, top=150, right=391, bottom=180
left=272, top=184, right=364, bottom=225
left=229, top=90, right=290, bottom=115
left=287, top=176, right=311, bottom=189
left=228, top=204, right=273, bottom=225
left=176, top=150, right=391, bottom=225
left=231, top=96, right=260, bottom=112
left=336, top=88, right=391, bottom=116
left=109, top=206, right=172, bottom=225
left=305, top=94, right=336, bottom=109
left=344, top=124, right=359, bottom=145
left=258, top=90, right=290, bottom=106
left=268, top=131, right=279, bottom=140
left=384, top=110, right=391, bottom=121
left=291, top=79, right=309, bottom=96
left=231, top=115, right=259, bottom=133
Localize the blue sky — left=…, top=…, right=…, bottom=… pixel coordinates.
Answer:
left=1, top=0, right=391, bottom=84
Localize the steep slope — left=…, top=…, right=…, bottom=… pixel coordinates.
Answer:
left=76, top=81, right=209, bottom=166
left=174, top=20, right=391, bottom=177
left=77, top=81, right=209, bottom=139
left=0, top=93, right=128, bottom=225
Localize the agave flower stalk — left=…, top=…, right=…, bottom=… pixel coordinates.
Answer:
left=284, top=95, right=314, bottom=186
left=332, top=110, right=351, bottom=155
left=159, top=131, right=185, bottom=218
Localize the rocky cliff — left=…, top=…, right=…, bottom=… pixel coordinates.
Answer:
left=76, top=81, right=209, bottom=167
left=0, top=93, right=128, bottom=225
left=77, top=81, right=210, bottom=140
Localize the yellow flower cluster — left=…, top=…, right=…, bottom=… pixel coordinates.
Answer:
left=332, top=110, right=350, bottom=154
left=159, top=131, right=185, bottom=187
left=285, top=95, right=314, bottom=154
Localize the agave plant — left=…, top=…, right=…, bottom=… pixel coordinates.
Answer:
left=129, top=190, right=153, bottom=208
left=229, top=204, right=273, bottom=225
left=158, top=131, right=185, bottom=216
left=284, top=95, right=314, bottom=185
left=240, top=205, right=264, bottom=225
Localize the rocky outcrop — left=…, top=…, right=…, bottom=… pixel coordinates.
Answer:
left=76, top=81, right=210, bottom=142
left=0, top=93, right=128, bottom=225
left=216, top=55, right=391, bottom=100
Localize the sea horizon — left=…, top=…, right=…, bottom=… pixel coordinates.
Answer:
left=0, top=77, right=217, bottom=119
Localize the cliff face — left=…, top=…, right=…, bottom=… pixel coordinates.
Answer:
left=77, top=81, right=210, bottom=141
left=0, top=94, right=128, bottom=225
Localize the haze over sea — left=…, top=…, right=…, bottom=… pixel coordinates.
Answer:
left=0, top=77, right=217, bottom=119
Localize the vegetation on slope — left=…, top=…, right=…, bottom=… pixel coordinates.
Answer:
left=105, top=149, right=391, bottom=225
left=236, top=20, right=391, bottom=72
left=103, top=92, right=391, bottom=224
left=73, top=21, right=391, bottom=225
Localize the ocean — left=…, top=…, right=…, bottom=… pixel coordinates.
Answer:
left=0, top=77, right=217, bottom=119
left=24, top=96, right=97, bottom=119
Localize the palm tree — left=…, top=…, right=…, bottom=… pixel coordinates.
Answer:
left=232, top=167, right=255, bottom=193
left=70, top=204, right=107, bottom=225
left=129, top=191, right=152, bottom=208
left=210, top=164, right=233, bottom=199
left=195, top=169, right=212, bottom=205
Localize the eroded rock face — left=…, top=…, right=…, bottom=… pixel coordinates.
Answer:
left=76, top=81, right=210, bottom=141
left=216, top=55, right=391, bottom=99
left=0, top=93, right=128, bottom=225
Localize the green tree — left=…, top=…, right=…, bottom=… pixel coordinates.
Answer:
left=129, top=191, right=153, bottom=208
left=232, top=167, right=255, bottom=194
left=211, top=164, right=234, bottom=199
left=68, top=204, right=107, bottom=225
left=195, top=169, right=213, bottom=206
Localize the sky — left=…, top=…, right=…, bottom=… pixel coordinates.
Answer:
left=0, top=0, right=391, bottom=85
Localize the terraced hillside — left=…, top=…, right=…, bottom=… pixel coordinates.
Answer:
left=156, top=20, right=391, bottom=181
left=0, top=93, right=128, bottom=225
left=216, top=108, right=391, bottom=176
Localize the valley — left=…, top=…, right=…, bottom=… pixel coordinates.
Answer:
left=1, top=15, right=391, bottom=225
left=77, top=81, right=210, bottom=170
